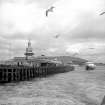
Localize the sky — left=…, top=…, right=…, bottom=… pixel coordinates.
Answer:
left=0, top=0, right=105, bottom=62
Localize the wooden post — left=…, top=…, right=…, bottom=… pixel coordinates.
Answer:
left=0, top=69, right=1, bottom=82
left=2, top=69, right=5, bottom=81
left=26, top=69, right=28, bottom=79
left=32, top=68, right=34, bottom=78
left=34, top=67, right=36, bottom=77
left=14, top=69, right=17, bottom=81
left=25, top=69, right=27, bottom=80
left=27, top=69, right=29, bottom=79
left=45, top=67, right=47, bottom=76
left=20, top=69, right=22, bottom=80
left=21, top=69, right=22, bottom=80
left=6, top=69, right=8, bottom=82
left=27, top=69, right=28, bottom=79
left=36, top=67, right=37, bottom=76
left=18, top=68, right=20, bottom=81
left=16, top=68, right=19, bottom=81
left=31, top=69, right=33, bottom=78
left=11, top=68, right=14, bottom=81
left=30, top=69, right=32, bottom=78
left=1, top=70, right=3, bottom=81
left=29, top=69, right=30, bottom=79
left=23, top=68, right=25, bottom=80
left=33, top=68, right=35, bottom=77
left=31, top=69, right=32, bottom=78
left=43, top=67, right=46, bottom=77
left=21, top=68, right=24, bottom=80
left=37, top=67, right=39, bottom=77
left=30, top=69, right=31, bottom=78
left=3, top=69, right=5, bottom=82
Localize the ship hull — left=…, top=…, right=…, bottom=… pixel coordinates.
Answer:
left=0, top=65, right=74, bottom=83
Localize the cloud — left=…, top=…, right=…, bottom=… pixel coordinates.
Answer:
left=66, top=42, right=105, bottom=53
left=0, top=0, right=105, bottom=62
left=66, top=42, right=105, bottom=62
left=0, top=1, right=47, bottom=35
left=0, top=0, right=105, bottom=38
left=68, top=16, right=105, bottom=40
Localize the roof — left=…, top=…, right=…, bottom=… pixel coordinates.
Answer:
left=6, top=57, right=59, bottom=64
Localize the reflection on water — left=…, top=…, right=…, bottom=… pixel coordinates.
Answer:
left=0, top=66, right=105, bottom=105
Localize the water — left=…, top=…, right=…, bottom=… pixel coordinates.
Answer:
left=0, top=66, right=105, bottom=105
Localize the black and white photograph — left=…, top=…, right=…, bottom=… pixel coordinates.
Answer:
left=0, top=0, right=105, bottom=105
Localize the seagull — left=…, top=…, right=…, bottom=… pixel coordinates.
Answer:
left=100, top=12, right=105, bottom=15
left=54, top=34, right=60, bottom=38
left=89, top=48, right=95, bottom=49
left=46, top=6, right=55, bottom=17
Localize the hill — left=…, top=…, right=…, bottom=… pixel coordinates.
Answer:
left=43, top=56, right=88, bottom=65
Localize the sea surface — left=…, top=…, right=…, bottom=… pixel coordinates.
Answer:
left=0, top=66, right=105, bottom=105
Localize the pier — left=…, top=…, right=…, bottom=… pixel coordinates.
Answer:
left=0, top=65, right=74, bottom=83
left=0, top=66, right=48, bottom=82
left=0, top=40, right=74, bottom=83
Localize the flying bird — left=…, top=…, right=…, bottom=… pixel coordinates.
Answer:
left=46, top=6, right=55, bottom=17
left=54, top=34, right=60, bottom=38
left=89, top=48, right=95, bottom=49
left=100, top=12, right=105, bottom=15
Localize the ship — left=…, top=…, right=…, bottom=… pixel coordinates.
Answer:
left=0, top=40, right=74, bottom=83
